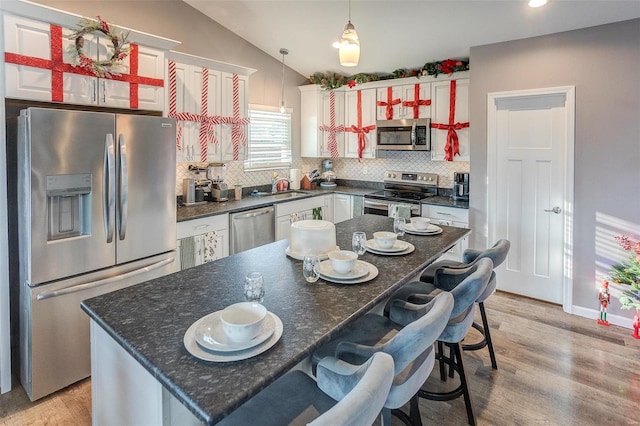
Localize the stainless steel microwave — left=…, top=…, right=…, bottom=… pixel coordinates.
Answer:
left=376, top=118, right=430, bottom=151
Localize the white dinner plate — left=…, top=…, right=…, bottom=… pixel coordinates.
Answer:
left=366, top=242, right=415, bottom=256
left=184, top=311, right=283, bottom=362
left=194, top=311, right=275, bottom=352
left=317, top=259, right=370, bottom=280
left=285, top=246, right=339, bottom=261
left=365, top=239, right=410, bottom=253
left=319, top=262, right=379, bottom=284
left=403, top=223, right=443, bottom=235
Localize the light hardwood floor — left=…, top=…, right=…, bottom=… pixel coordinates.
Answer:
left=0, top=292, right=638, bottom=425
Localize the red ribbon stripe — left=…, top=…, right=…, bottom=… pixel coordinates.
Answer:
left=402, top=84, right=431, bottom=119
left=430, top=80, right=469, bottom=161
left=346, top=90, right=376, bottom=159
left=376, top=87, right=401, bottom=120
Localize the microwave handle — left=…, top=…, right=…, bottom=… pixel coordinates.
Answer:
left=411, top=121, right=417, bottom=146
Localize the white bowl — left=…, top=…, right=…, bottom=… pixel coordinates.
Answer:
left=220, top=302, right=267, bottom=342
left=328, top=250, right=358, bottom=274
left=373, top=231, right=397, bottom=249
left=411, top=217, right=431, bottom=230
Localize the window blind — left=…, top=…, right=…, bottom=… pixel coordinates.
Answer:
left=244, top=106, right=292, bottom=171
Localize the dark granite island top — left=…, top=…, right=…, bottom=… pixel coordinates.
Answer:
left=81, top=215, right=470, bottom=425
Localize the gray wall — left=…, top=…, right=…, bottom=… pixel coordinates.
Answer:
left=469, top=19, right=640, bottom=316
left=34, top=0, right=308, bottom=156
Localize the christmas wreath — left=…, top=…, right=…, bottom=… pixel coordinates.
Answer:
left=309, top=58, right=469, bottom=90
left=67, top=16, right=131, bottom=78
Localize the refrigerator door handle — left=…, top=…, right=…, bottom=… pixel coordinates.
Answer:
left=104, top=134, right=116, bottom=243
left=35, top=256, right=175, bottom=300
left=118, top=134, right=128, bottom=240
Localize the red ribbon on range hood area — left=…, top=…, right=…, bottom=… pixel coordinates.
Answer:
left=346, top=90, right=376, bottom=159
left=430, top=80, right=469, bottom=161
left=402, top=83, right=431, bottom=119
left=376, top=86, right=401, bottom=120
left=4, top=24, right=162, bottom=107
left=318, top=90, right=345, bottom=159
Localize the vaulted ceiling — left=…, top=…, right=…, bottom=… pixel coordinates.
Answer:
left=184, top=0, right=640, bottom=77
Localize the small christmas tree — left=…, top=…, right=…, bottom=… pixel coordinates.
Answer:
left=611, top=235, right=640, bottom=311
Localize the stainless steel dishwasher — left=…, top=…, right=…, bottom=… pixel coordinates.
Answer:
left=230, top=206, right=275, bottom=254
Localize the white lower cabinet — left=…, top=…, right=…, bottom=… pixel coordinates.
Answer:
left=421, top=204, right=469, bottom=261
left=176, top=214, right=229, bottom=271
left=275, top=196, right=325, bottom=241
left=333, top=193, right=352, bottom=224
left=322, top=194, right=334, bottom=223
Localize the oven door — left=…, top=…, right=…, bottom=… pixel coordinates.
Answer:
left=363, top=198, right=420, bottom=217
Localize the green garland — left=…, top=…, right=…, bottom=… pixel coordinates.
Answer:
left=309, top=58, right=469, bottom=90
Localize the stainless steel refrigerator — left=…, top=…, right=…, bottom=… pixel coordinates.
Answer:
left=17, top=108, right=177, bottom=400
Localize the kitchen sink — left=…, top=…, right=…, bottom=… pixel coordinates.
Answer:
left=249, top=190, right=309, bottom=199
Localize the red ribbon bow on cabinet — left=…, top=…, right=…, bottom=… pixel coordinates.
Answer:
left=346, top=90, right=376, bottom=159
left=430, top=80, right=469, bottom=161
left=402, top=84, right=431, bottom=119
left=376, top=87, right=401, bottom=120
left=318, top=91, right=345, bottom=159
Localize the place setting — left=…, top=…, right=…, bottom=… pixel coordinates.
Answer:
left=184, top=272, right=283, bottom=362
left=302, top=235, right=379, bottom=285
left=401, top=216, right=443, bottom=236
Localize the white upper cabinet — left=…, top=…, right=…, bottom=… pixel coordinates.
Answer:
left=430, top=78, right=470, bottom=161
left=299, top=72, right=469, bottom=161
left=2, top=9, right=176, bottom=111
left=167, top=51, right=255, bottom=164
left=299, top=85, right=345, bottom=158
left=344, top=88, right=377, bottom=159
left=399, top=82, right=431, bottom=119
left=376, top=86, right=402, bottom=121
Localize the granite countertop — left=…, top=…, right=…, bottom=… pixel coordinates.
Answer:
left=178, top=184, right=468, bottom=222
left=177, top=185, right=379, bottom=222
left=81, top=215, right=470, bottom=425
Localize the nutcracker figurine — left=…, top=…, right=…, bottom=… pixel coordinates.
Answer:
left=632, top=311, right=640, bottom=339
left=597, top=280, right=610, bottom=326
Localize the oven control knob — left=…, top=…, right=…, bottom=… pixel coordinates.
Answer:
left=418, top=176, right=424, bottom=181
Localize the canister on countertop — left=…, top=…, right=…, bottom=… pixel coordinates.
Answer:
left=290, top=169, right=301, bottom=190
left=235, top=184, right=242, bottom=200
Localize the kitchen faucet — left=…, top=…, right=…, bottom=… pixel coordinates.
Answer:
left=271, top=176, right=291, bottom=193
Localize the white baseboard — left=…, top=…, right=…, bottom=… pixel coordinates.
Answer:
left=570, top=305, right=634, bottom=329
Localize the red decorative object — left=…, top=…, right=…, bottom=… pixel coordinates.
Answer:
left=346, top=90, right=376, bottom=159
left=376, top=87, right=401, bottom=120
left=402, top=84, right=431, bottom=119
left=633, top=310, right=640, bottom=339
left=319, top=91, right=345, bottom=159
left=4, top=24, right=162, bottom=107
left=597, top=280, right=610, bottom=326
left=430, top=80, right=469, bottom=161
left=347, top=79, right=356, bottom=88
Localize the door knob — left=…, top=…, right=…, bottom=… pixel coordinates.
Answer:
left=544, top=206, right=562, bottom=214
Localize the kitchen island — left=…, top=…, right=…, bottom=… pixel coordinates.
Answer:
left=81, top=215, right=470, bottom=425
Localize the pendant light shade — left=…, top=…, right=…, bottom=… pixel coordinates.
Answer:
left=336, top=0, right=359, bottom=67
left=279, top=48, right=288, bottom=113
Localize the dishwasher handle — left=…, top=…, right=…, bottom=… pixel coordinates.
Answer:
left=234, top=207, right=274, bottom=219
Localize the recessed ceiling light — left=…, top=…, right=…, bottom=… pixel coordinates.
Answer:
left=528, top=0, right=548, bottom=7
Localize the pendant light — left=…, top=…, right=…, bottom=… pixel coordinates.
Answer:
left=334, top=0, right=360, bottom=67
left=279, top=48, right=288, bottom=113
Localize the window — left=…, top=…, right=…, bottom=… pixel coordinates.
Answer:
left=244, top=105, right=292, bottom=171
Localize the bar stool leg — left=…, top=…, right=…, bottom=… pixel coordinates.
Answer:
left=454, top=342, right=476, bottom=426
left=462, top=302, right=498, bottom=370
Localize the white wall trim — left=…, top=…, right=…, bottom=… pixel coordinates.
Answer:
left=487, top=85, right=576, bottom=314
left=571, top=305, right=634, bottom=330
left=0, top=10, right=12, bottom=394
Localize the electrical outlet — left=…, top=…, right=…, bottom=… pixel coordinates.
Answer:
left=362, top=165, right=368, bottom=175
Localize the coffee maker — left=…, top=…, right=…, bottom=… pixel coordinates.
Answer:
left=207, top=163, right=229, bottom=202
left=320, top=159, right=337, bottom=188
left=452, top=172, right=469, bottom=201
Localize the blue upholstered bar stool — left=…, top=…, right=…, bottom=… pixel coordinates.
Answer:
left=404, top=258, right=493, bottom=426
left=219, top=352, right=394, bottom=426
left=312, top=292, right=454, bottom=426
left=387, top=240, right=510, bottom=370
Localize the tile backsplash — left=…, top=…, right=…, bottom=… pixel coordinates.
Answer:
left=176, top=151, right=469, bottom=195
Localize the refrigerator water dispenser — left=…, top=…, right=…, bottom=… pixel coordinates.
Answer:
left=46, top=174, right=92, bottom=240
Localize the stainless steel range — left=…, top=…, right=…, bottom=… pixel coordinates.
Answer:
left=364, top=171, right=438, bottom=216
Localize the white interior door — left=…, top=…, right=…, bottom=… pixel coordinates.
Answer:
left=488, top=87, right=575, bottom=306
